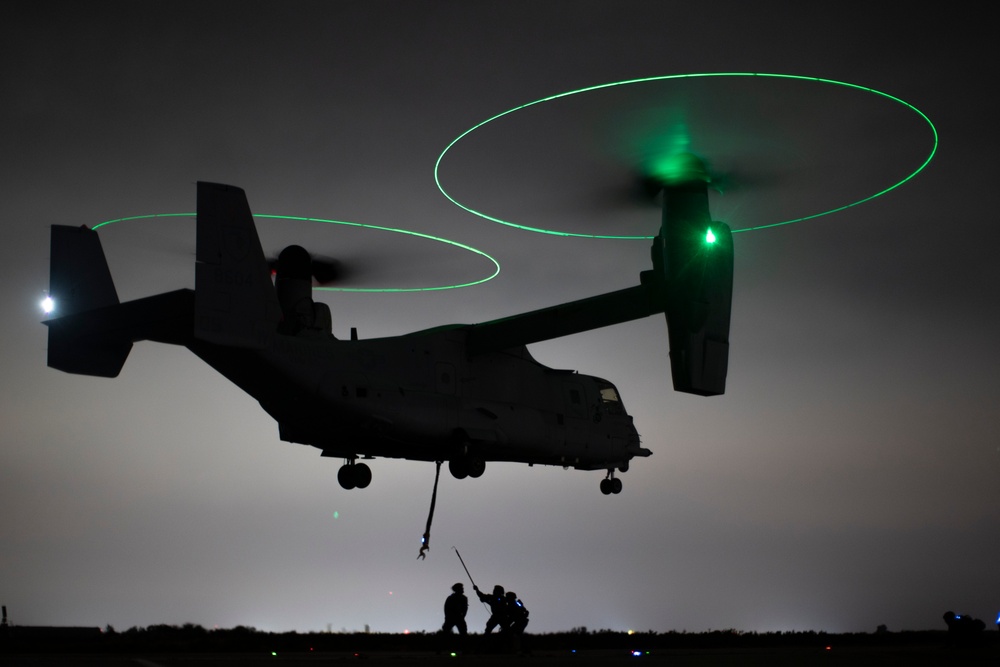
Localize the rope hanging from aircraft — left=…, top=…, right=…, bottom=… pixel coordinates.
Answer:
left=417, top=461, right=443, bottom=560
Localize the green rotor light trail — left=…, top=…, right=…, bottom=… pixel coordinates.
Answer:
left=93, top=214, right=500, bottom=292
left=434, top=72, right=939, bottom=239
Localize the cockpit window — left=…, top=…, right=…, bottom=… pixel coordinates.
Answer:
left=599, top=386, right=620, bottom=403
left=598, top=383, right=625, bottom=415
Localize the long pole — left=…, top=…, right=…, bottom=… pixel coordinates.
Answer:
left=453, top=547, right=477, bottom=589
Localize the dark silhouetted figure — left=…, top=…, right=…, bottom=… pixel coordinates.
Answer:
left=943, top=610, right=985, bottom=646
left=474, top=584, right=508, bottom=635
left=441, top=583, right=468, bottom=636
left=505, top=591, right=529, bottom=651
left=505, top=592, right=529, bottom=634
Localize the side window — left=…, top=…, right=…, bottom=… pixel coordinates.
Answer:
left=564, top=383, right=586, bottom=417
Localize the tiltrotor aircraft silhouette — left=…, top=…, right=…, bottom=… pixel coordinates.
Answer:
left=44, top=160, right=732, bottom=495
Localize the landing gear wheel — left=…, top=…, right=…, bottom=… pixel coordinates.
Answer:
left=466, top=456, right=486, bottom=478
left=354, top=462, right=372, bottom=489
left=338, top=464, right=357, bottom=490
left=338, top=461, right=372, bottom=490
left=449, top=458, right=469, bottom=480
left=601, top=470, right=623, bottom=495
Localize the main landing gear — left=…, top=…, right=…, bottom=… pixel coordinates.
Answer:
left=448, top=455, right=486, bottom=480
left=338, top=459, right=372, bottom=490
left=448, top=440, right=486, bottom=480
left=600, top=469, right=623, bottom=495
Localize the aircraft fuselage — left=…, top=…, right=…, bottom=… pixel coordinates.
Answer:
left=189, top=325, right=642, bottom=472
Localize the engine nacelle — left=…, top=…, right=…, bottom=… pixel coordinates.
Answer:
left=274, top=245, right=332, bottom=335
left=655, top=171, right=734, bottom=396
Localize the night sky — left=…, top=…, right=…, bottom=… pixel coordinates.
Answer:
left=2, top=1, right=998, bottom=634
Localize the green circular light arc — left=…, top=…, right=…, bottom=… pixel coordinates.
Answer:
left=93, top=213, right=500, bottom=292
left=434, top=72, right=938, bottom=238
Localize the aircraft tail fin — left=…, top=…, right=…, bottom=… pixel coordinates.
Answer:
left=45, top=225, right=132, bottom=377
left=194, top=182, right=281, bottom=348
left=50, top=224, right=121, bottom=315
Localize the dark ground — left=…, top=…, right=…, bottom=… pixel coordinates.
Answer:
left=3, top=647, right=1000, bottom=667
left=3, top=627, right=999, bottom=666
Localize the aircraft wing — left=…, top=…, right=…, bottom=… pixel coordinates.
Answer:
left=465, top=272, right=665, bottom=356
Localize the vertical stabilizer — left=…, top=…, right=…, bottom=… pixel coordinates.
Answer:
left=194, top=182, right=281, bottom=348
left=50, top=225, right=120, bottom=315
left=46, top=225, right=131, bottom=377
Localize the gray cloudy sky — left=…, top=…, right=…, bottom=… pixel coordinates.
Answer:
left=2, top=1, right=997, bottom=634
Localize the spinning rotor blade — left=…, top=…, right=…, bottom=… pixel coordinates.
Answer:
left=599, top=106, right=784, bottom=210
left=308, top=255, right=350, bottom=285
left=267, top=246, right=365, bottom=287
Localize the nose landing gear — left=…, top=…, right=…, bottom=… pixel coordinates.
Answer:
left=600, top=469, right=623, bottom=495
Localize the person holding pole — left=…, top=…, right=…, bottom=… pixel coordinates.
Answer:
left=452, top=548, right=515, bottom=637
left=474, top=584, right=508, bottom=634
left=441, top=583, right=468, bottom=636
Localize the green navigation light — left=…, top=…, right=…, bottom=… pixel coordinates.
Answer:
left=705, top=228, right=716, bottom=244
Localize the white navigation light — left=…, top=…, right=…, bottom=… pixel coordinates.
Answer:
left=41, top=295, right=55, bottom=314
